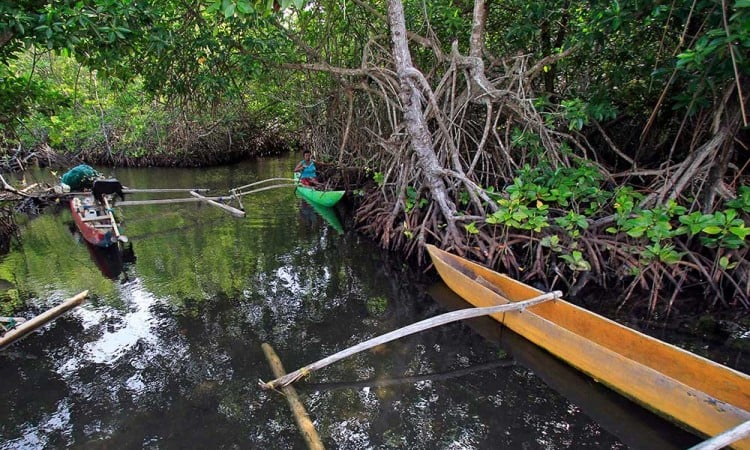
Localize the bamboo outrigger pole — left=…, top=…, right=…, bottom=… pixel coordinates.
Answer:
left=123, top=188, right=211, bottom=194
left=260, top=291, right=561, bottom=390
left=189, top=190, right=245, bottom=217
left=101, top=196, right=127, bottom=242
left=261, top=343, right=325, bottom=450
left=689, top=420, right=750, bottom=450
left=0, top=291, right=89, bottom=349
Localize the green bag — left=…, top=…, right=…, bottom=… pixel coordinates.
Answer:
left=61, top=165, right=101, bottom=190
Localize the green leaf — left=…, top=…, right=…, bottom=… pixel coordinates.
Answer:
left=224, top=4, right=236, bottom=18
left=702, top=225, right=722, bottom=234
left=626, top=227, right=646, bottom=238
left=729, top=226, right=750, bottom=240
left=464, top=222, right=479, bottom=235
left=237, top=1, right=254, bottom=14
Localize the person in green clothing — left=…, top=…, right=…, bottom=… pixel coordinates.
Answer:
left=293, top=149, right=320, bottom=187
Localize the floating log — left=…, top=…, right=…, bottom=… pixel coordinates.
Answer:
left=261, top=343, right=325, bottom=450
left=260, top=291, right=560, bottom=390
left=189, top=190, right=245, bottom=217
left=0, top=291, right=89, bottom=349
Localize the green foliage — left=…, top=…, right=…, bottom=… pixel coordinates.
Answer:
left=404, top=186, right=427, bottom=213
left=560, top=98, right=588, bottom=130
left=613, top=199, right=687, bottom=242
left=464, top=222, right=479, bottom=235
left=603, top=190, right=750, bottom=255
left=726, top=186, right=750, bottom=213
left=679, top=209, right=750, bottom=249
left=642, top=242, right=683, bottom=264
left=559, top=250, right=591, bottom=271
left=483, top=165, right=748, bottom=278
left=672, top=1, right=750, bottom=115
left=365, top=295, right=388, bottom=316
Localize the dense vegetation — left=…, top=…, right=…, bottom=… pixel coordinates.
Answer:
left=1, top=0, right=748, bottom=316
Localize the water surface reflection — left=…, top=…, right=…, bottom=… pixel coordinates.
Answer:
left=0, top=157, right=704, bottom=448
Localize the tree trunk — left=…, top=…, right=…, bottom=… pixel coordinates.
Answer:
left=385, top=0, right=460, bottom=243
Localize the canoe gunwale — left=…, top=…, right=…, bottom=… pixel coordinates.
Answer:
left=426, top=244, right=750, bottom=448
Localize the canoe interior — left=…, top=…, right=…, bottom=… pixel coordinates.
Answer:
left=70, top=196, right=116, bottom=247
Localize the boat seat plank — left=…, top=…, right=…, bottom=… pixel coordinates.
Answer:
left=81, top=215, right=111, bottom=222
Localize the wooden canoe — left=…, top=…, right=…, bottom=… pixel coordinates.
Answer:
left=426, top=244, right=750, bottom=448
left=70, top=195, right=121, bottom=248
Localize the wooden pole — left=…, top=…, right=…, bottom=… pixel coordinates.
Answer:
left=261, top=343, right=325, bottom=450
left=231, top=183, right=295, bottom=198
left=260, top=291, right=561, bottom=390
left=688, top=420, right=750, bottom=450
left=189, top=190, right=245, bottom=217
left=123, top=188, right=210, bottom=193
left=101, top=196, right=126, bottom=242
left=118, top=197, right=211, bottom=206
left=231, top=178, right=295, bottom=192
left=0, top=291, right=89, bottom=349
left=227, top=184, right=295, bottom=210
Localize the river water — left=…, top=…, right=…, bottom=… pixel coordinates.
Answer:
left=0, top=156, right=713, bottom=448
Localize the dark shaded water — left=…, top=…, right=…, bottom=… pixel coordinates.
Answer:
left=0, top=156, right=716, bottom=448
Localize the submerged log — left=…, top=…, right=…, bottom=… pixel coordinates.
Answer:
left=261, top=343, right=325, bottom=450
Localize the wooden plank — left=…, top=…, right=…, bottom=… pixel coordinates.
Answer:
left=81, top=215, right=111, bottom=222
left=189, top=190, right=245, bottom=217
left=261, top=343, right=325, bottom=450
left=0, top=291, right=88, bottom=349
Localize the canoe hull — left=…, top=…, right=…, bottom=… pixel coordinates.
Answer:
left=70, top=196, right=118, bottom=248
left=426, top=244, right=750, bottom=448
left=296, top=185, right=344, bottom=207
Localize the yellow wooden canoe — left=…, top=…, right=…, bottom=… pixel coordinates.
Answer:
left=426, top=244, right=750, bottom=448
